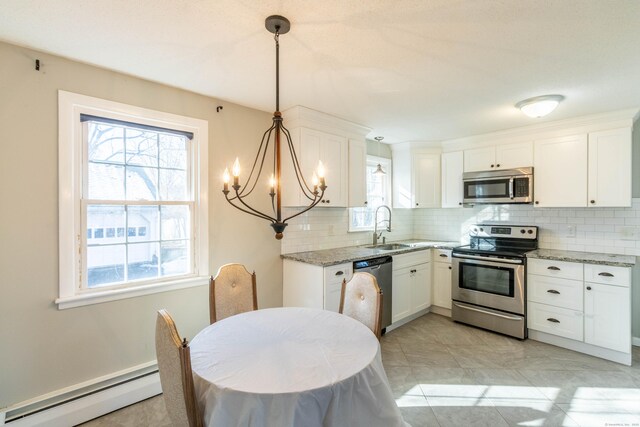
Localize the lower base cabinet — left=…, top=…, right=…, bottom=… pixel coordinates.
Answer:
left=392, top=251, right=431, bottom=324
left=527, top=258, right=632, bottom=364
left=283, top=260, right=353, bottom=312
left=432, top=256, right=452, bottom=310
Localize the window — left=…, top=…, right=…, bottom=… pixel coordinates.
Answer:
left=349, top=156, right=392, bottom=231
left=57, top=91, right=209, bottom=309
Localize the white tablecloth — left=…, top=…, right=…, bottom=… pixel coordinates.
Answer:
left=190, top=307, right=408, bottom=427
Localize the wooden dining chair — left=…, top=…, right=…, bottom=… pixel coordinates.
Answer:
left=155, top=309, right=203, bottom=427
left=339, top=272, right=383, bottom=339
left=209, top=263, right=258, bottom=324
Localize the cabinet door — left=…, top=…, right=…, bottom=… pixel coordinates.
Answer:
left=433, top=262, right=452, bottom=309
left=392, top=147, right=413, bottom=208
left=413, top=153, right=441, bottom=208
left=392, top=268, right=412, bottom=323
left=464, top=146, right=495, bottom=172
left=319, top=132, right=348, bottom=207
left=323, top=263, right=352, bottom=312
left=588, top=128, right=632, bottom=207
left=411, top=263, right=431, bottom=312
left=441, top=151, right=464, bottom=208
left=534, top=134, right=587, bottom=207
left=348, top=138, right=367, bottom=208
left=495, top=141, right=533, bottom=169
left=584, top=282, right=631, bottom=353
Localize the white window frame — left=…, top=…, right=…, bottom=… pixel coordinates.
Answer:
left=57, top=91, right=209, bottom=309
left=348, top=156, right=392, bottom=232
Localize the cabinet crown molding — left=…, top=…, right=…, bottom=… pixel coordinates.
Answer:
left=283, top=105, right=371, bottom=137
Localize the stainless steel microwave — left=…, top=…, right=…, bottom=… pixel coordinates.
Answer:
left=463, top=167, right=533, bottom=204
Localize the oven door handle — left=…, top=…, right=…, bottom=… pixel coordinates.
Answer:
left=453, top=302, right=523, bottom=321
left=452, top=253, right=523, bottom=264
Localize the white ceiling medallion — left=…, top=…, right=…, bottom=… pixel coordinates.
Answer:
left=516, top=95, right=565, bottom=118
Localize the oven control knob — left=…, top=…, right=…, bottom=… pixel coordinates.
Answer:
left=527, top=230, right=533, bottom=234
left=479, top=227, right=484, bottom=232
left=520, top=229, right=525, bottom=234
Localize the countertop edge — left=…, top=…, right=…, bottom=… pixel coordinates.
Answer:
left=526, top=250, right=636, bottom=267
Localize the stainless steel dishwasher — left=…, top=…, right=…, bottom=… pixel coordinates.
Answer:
left=353, top=256, right=393, bottom=332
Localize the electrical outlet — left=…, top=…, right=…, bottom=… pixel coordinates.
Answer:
left=565, top=225, right=576, bottom=238
left=619, top=226, right=639, bottom=241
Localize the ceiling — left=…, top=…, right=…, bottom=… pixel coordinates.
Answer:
left=1, top=1, right=639, bottom=142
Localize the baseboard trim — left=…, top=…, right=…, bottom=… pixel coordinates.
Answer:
left=633, top=336, right=640, bottom=347
left=3, top=373, right=160, bottom=427
left=386, top=308, right=431, bottom=333
left=3, top=361, right=161, bottom=426
left=429, top=305, right=451, bottom=318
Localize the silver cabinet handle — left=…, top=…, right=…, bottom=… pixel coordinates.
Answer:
left=439, top=254, right=448, bottom=258
left=586, top=286, right=592, bottom=290
left=410, top=269, right=417, bottom=273
left=547, top=289, right=560, bottom=294
left=547, top=318, right=560, bottom=323
left=598, top=272, right=614, bottom=277
left=547, top=266, right=561, bottom=271
left=335, top=271, right=344, bottom=276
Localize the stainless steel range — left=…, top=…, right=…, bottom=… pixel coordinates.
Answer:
left=451, top=225, right=538, bottom=339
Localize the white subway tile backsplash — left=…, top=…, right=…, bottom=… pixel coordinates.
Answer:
left=281, top=199, right=640, bottom=256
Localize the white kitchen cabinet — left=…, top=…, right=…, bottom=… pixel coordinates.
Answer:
left=463, top=142, right=533, bottom=172
left=392, top=251, right=431, bottom=323
left=348, top=138, right=367, bottom=208
left=441, top=151, right=464, bottom=208
left=283, top=260, right=352, bottom=312
left=533, top=134, right=588, bottom=207
left=587, top=127, right=632, bottom=207
left=584, top=282, right=631, bottom=353
left=392, top=144, right=440, bottom=209
left=432, top=260, right=452, bottom=309
left=527, top=258, right=632, bottom=365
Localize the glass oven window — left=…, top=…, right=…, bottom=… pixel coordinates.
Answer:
left=460, top=262, right=514, bottom=297
left=464, top=179, right=509, bottom=199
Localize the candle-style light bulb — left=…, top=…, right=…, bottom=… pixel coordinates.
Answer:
left=317, top=160, right=326, bottom=188
left=312, top=172, right=318, bottom=193
left=269, top=174, right=276, bottom=193
left=223, top=168, right=230, bottom=192
left=232, top=158, right=240, bottom=187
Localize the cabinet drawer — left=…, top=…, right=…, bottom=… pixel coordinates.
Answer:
left=528, top=274, right=583, bottom=311
left=528, top=302, right=583, bottom=341
left=393, top=251, right=430, bottom=270
left=528, top=258, right=583, bottom=280
left=433, top=249, right=452, bottom=263
left=324, top=263, right=352, bottom=285
left=584, top=264, right=630, bottom=287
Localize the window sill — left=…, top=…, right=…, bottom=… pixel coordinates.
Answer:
left=55, top=276, right=209, bottom=310
left=348, top=227, right=375, bottom=233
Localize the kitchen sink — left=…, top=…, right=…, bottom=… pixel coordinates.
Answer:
left=365, top=243, right=411, bottom=250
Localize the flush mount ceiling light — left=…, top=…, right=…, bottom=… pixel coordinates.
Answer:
left=373, top=136, right=386, bottom=175
left=516, top=95, right=565, bottom=118
left=222, top=15, right=326, bottom=240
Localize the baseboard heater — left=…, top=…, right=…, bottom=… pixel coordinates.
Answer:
left=3, top=362, right=161, bottom=426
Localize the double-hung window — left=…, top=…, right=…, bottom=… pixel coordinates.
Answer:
left=349, top=156, right=392, bottom=231
left=57, top=91, right=209, bottom=309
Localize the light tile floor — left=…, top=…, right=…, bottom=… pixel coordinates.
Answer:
left=80, top=313, right=640, bottom=427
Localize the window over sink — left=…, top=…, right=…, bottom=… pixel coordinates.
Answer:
left=348, top=156, right=391, bottom=232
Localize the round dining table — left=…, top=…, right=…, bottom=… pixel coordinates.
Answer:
left=189, top=307, right=409, bottom=427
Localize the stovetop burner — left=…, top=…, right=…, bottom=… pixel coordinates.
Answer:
left=452, top=224, right=539, bottom=259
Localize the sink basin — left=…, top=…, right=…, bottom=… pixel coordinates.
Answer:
left=365, top=243, right=411, bottom=251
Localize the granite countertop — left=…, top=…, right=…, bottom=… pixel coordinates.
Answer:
left=526, top=249, right=636, bottom=267
left=281, top=240, right=460, bottom=267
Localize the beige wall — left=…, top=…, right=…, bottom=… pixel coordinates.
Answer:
left=0, top=41, right=282, bottom=408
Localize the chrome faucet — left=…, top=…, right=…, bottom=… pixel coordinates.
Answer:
left=372, top=205, right=392, bottom=246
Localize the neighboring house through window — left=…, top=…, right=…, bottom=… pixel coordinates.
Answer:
left=57, top=91, right=209, bottom=308
left=349, top=156, right=392, bottom=231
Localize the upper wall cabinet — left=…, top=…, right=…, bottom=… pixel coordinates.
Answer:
left=464, top=141, right=533, bottom=172
left=441, top=151, right=464, bottom=208
left=348, top=138, right=367, bottom=208
left=534, top=128, right=632, bottom=208
left=281, top=106, right=370, bottom=208
left=392, top=145, right=441, bottom=209
left=284, top=127, right=348, bottom=207
left=534, top=134, right=588, bottom=207
left=587, top=128, right=632, bottom=207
